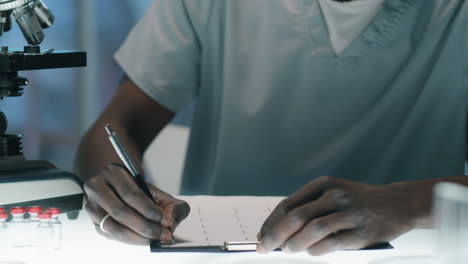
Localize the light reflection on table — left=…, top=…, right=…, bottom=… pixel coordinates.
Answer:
left=0, top=211, right=436, bottom=264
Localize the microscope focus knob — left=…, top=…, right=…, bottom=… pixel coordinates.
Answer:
left=0, top=111, right=6, bottom=135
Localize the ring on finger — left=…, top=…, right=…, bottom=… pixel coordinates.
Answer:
left=99, top=214, right=112, bottom=233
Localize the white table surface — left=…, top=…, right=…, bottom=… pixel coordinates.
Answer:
left=0, top=211, right=436, bottom=264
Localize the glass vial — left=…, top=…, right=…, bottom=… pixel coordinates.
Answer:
left=46, top=208, right=62, bottom=250
left=26, top=206, right=43, bottom=247
left=36, top=212, right=53, bottom=253
left=0, top=212, right=8, bottom=252
left=9, top=207, right=27, bottom=248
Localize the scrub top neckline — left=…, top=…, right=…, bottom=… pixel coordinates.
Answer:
left=300, top=0, right=415, bottom=67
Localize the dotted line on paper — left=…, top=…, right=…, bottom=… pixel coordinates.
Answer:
left=198, top=207, right=209, bottom=242
left=233, top=206, right=249, bottom=241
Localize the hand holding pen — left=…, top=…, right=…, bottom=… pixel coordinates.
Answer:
left=81, top=124, right=190, bottom=245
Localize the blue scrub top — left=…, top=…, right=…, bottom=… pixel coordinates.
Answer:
left=115, top=0, right=468, bottom=196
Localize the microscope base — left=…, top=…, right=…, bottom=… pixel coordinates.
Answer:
left=0, top=159, right=84, bottom=220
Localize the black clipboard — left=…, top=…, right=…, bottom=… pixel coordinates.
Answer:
left=150, top=240, right=393, bottom=253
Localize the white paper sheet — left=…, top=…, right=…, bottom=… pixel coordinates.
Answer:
left=170, top=196, right=284, bottom=249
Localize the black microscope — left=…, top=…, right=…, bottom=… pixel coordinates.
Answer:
left=0, top=0, right=85, bottom=219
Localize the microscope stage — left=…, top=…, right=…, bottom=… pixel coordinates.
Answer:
left=0, top=48, right=86, bottom=72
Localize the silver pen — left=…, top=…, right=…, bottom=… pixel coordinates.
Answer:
left=105, top=124, right=175, bottom=243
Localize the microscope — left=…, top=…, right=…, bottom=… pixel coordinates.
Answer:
left=0, top=0, right=85, bottom=219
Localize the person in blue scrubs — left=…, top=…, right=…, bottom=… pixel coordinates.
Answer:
left=75, top=0, right=468, bottom=255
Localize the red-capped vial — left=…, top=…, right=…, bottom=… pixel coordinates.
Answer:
left=10, top=207, right=26, bottom=216
left=0, top=207, right=5, bottom=213
left=10, top=207, right=26, bottom=224
left=9, top=207, right=26, bottom=247
left=36, top=212, right=53, bottom=252
left=0, top=212, right=7, bottom=250
left=23, top=206, right=43, bottom=247
left=0, top=212, right=7, bottom=228
left=38, top=212, right=51, bottom=220
left=46, top=208, right=62, bottom=250
left=45, top=208, right=60, bottom=216
left=0, top=212, right=7, bottom=220
left=28, top=206, right=43, bottom=214
left=28, top=206, right=43, bottom=222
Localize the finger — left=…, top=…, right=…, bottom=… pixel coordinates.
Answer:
left=307, top=230, right=367, bottom=256
left=85, top=175, right=172, bottom=241
left=286, top=176, right=343, bottom=210
left=85, top=199, right=150, bottom=245
left=95, top=215, right=151, bottom=245
left=84, top=198, right=108, bottom=225
left=259, top=176, right=340, bottom=239
left=259, top=194, right=338, bottom=253
left=259, top=188, right=348, bottom=253
left=284, top=212, right=357, bottom=253
left=147, top=185, right=191, bottom=228
left=103, top=164, right=172, bottom=227
left=258, top=198, right=290, bottom=241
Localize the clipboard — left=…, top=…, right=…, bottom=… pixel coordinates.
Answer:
left=150, top=240, right=393, bottom=253
left=150, top=196, right=393, bottom=253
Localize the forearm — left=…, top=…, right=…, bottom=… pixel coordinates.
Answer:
left=73, top=76, right=175, bottom=183
left=387, top=175, right=468, bottom=229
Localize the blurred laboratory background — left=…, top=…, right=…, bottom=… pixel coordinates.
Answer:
left=0, top=0, right=192, bottom=192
